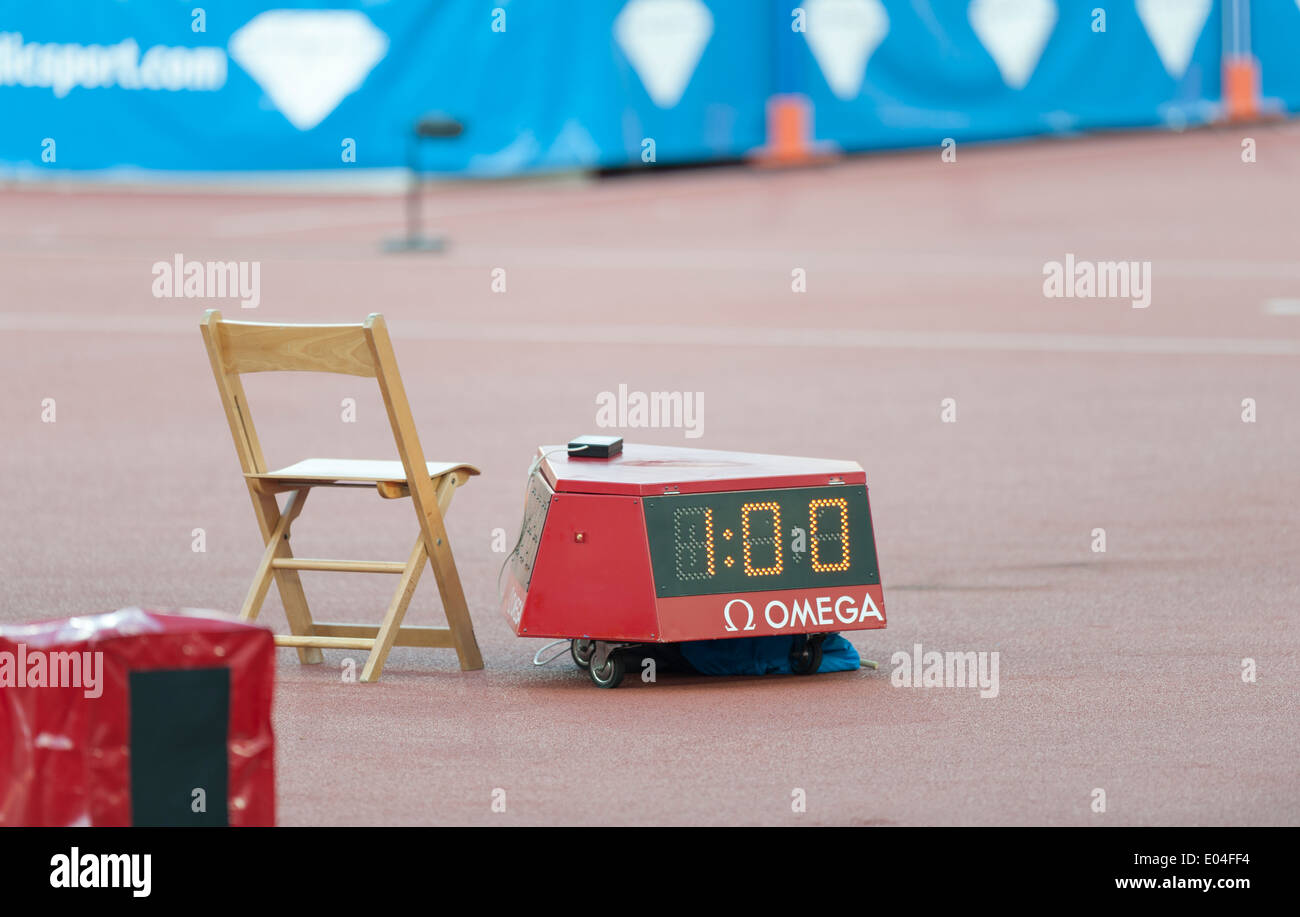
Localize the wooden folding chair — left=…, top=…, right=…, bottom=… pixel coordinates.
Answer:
left=200, top=309, right=483, bottom=681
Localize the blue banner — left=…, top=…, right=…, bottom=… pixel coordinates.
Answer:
left=0, top=0, right=1296, bottom=177
left=793, top=0, right=1224, bottom=151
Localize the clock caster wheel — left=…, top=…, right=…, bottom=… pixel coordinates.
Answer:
left=571, top=638, right=595, bottom=670
left=790, top=635, right=823, bottom=676
left=589, top=652, right=626, bottom=689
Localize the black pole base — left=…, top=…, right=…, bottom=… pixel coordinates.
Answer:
left=382, top=234, right=447, bottom=253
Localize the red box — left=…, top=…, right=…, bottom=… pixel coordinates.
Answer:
left=500, top=444, right=887, bottom=643
left=0, top=608, right=275, bottom=826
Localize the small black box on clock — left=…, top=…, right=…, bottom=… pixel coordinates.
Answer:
left=568, top=435, right=623, bottom=459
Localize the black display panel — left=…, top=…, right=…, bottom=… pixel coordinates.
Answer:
left=129, top=667, right=229, bottom=827
left=643, top=485, right=879, bottom=598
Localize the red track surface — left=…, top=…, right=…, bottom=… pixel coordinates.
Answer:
left=2, top=126, right=1298, bottom=825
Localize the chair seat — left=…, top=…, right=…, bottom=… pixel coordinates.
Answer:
left=247, top=458, right=480, bottom=485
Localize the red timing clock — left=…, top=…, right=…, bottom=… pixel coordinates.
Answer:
left=499, top=443, right=886, bottom=688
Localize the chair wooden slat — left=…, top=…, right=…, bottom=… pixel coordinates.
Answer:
left=246, top=458, right=480, bottom=485
left=271, top=558, right=408, bottom=574
left=218, top=321, right=378, bottom=377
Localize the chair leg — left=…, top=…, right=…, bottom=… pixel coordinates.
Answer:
left=423, top=474, right=484, bottom=671
left=251, top=488, right=323, bottom=665
left=360, top=534, right=428, bottom=683
left=430, top=551, right=484, bottom=671
left=241, top=488, right=307, bottom=622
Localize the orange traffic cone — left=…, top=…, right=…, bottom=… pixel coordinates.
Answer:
left=1222, top=54, right=1261, bottom=122
left=752, top=94, right=837, bottom=168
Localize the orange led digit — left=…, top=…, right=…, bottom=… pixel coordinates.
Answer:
left=740, top=500, right=783, bottom=576
left=809, top=497, right=851, bottom=572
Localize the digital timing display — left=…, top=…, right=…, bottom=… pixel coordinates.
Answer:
left=643, top=485, right=879, bottom=598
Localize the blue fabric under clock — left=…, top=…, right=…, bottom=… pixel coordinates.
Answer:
left=677, top=633, right=860, bottom=675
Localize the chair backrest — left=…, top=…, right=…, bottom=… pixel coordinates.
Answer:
left=208, top=320, right=379, bottom=378
left=200, top=310, right=438, bottom=513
